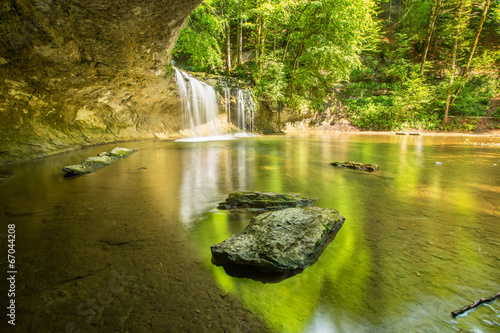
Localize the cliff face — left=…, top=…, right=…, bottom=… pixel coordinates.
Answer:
left=0, top=0, right=202, bottom=165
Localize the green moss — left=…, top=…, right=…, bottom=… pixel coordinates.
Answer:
left=218, top=191, right=314, bottom=210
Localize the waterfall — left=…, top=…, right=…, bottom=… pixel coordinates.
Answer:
left=235, top=89, right=254, bottom=133
left=173, top=67, right=256, bottom=138
left=236, top=89, right=245, bottom=132
left=173, top=67, right=220, bottom=137
left=224, top=87, right=231, bottom=126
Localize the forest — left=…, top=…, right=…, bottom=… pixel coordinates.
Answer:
left=172, top=0, right=500, bottom=131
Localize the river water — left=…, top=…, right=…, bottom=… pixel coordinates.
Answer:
left=0, top=133, right=499, bottom=332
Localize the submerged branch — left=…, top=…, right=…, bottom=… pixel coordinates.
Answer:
left=451, top=292, right=500, bottom=318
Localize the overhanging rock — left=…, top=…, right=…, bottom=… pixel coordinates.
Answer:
left=211, top=206, right=345, bottom=275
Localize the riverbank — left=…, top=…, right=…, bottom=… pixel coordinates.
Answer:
left=282, top=115, right=500, bottom=138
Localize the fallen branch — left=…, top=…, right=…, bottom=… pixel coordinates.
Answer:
left=451, top=292, right=500, bottom=318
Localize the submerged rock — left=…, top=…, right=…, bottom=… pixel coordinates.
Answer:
left=330, top=161, right=379, bottom=172
left=62, top=147, right=136, bottom=176
left=217, top=191, right=314, bottom=210
left=211, top=206, right=345, bottom=273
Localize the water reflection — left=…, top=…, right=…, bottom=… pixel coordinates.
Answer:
left=183, top=134, right=500, bottom=333
left=178, top=139, right=255, bottom=225
left=178, top=144, right=222, bottom=224
left=0, top=134, right=498, bottom=332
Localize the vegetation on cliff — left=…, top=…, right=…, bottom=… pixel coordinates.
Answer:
left=173, top=0, right=500, bottom=131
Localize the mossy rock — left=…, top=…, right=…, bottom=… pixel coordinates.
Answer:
left=62, top=147, right=136, bottom=176
left=211, top=206, right=345, bottom=274
left=330, top=161, right=379, bottom=172
left=217, top=191, right=314, bottom=210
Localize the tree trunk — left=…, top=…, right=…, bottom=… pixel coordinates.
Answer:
left=256, top=14, right=262, bottom=69
left=450, top=0, right=491, bottom=106
left=388, top=0, right=392, bottom=23
left=259, top=15, right=266, bottom=71
left=444, top=0, right=463, bottom=124
left=237, top=17, right=243, bottom=67
left=420, top=0, right=442, bottom=76
left=225, top=20, right=231, bottom=74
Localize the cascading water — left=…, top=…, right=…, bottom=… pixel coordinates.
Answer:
left=236, top=89, right=245, bottom=131
left=224, top=87, right=231, bottom=126
left=234, top=89, right=255, bottom=133
left=173, top=67, right=220, bottom=137
left=174, top=67, right=256, bottom=139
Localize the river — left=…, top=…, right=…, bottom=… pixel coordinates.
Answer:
left=0, top=133, right=498, bottom=332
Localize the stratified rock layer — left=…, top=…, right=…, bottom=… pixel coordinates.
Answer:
left=62, top=147, right=136, bottom=176
left=330, top=161, right=379, bottom=172
left=0, top=0, right=202, bottom=165
left=217, top=191, right=314, bottom=210
left=211, top=207, right=345, bottom=272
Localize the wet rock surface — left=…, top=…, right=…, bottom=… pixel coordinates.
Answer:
left=211, top=206, right=345, bottom=274
left=217, top=191, right=314, bottom=210
left=0, top=0, right=202, bottom=165
left=330, top=161, right=380, bottom=172
left=62, top=147, right=136, bottom=176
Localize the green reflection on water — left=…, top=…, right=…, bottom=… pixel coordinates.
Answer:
left=190, top=208, right=371, bottom=332
left=185, top=134, right=500, bottom=332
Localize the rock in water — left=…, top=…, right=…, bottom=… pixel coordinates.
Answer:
left=217, top=191, right=314, bottom=210
left=211, top=207, right=345, bottom=273
left=330, top=161, right=379, bottom=172
left=62, top=147, right=136, bottom=176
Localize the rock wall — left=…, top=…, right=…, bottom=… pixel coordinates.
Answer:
left=0, top=0, right=202, bottom=165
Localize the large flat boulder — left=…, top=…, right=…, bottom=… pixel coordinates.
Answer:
left=217, top=191, right=314, bottom=210
left=211, top=206, right=345, bottom=273
left=62, top=147, right=136, bottom=176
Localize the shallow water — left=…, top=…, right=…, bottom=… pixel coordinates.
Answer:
left=0, top=133, right=499, bottom=332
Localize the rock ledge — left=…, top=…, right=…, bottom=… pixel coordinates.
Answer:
left=62, top=147, right=136, bottom=176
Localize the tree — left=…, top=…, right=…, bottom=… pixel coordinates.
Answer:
left=420, top=0, right=442, bottom=76
left=173, top=1, right=225, bottom=72
left=448, top=0, right=491, bottom=113
left=444, top=0, right=467, bottom=123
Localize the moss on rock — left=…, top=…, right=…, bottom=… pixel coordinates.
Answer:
left=217, top=191, right=314, bottom=210
left=330, top=161, right=379, bottom=172
left=211, top=206, right=345, bottom=274
left=62, top=147, right=136, bottom=176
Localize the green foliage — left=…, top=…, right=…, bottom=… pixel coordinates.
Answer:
left=452, top=75, right=500, bottom=116
left=171, top=0, right=500, bottom=131
left=254, top=53, right=286, bottom=108
left=347, top=71, right=442, bottom=131
left=439, top=117, right=478, bottom=132
left=173, top=2, right=224, bottom=72
left=280, top=0, right=376, bottom=109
